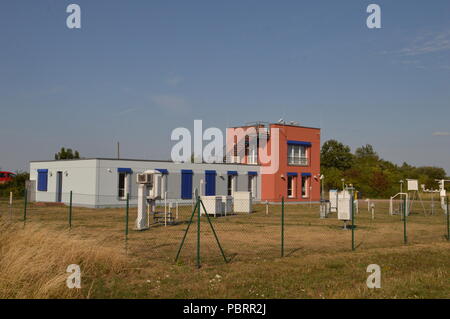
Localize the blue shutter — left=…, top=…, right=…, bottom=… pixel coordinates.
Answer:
left=205, top=170, right=216, bottom=196
left=248, top=171, right=258, bottom=176
left=117, top=168, right=133, bottom=174
left=287, top=140, right=312, bottom=147
left=37, top=169, right=48, bottom=191
left=301, top=172, right=312, bottom=177
left=181, top=170, right=193, bottom=199
left=227, top=171, right=238, bottom=176
left=156, top=169, right=168, bottom=174
left=287, top=172, right=298, bottom=177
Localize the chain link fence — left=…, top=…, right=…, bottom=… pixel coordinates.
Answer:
left=1, top=187, right=449, bottom=267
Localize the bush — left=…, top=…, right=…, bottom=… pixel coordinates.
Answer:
left=0, top=172, right=29, bottom=197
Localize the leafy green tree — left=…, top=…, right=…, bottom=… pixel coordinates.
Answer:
left=320, top=139, right=448, bottom=198
left=321, top=167, right=344, bottom=190
left=321, top=140, right=353, bottom=171
left=368, top=170, right=390, bottom=197
left=355, top=144, right=379, bottom=161
left=415, top=166, right=447, bottom=189
left=55, top=147, right=80, bottom=160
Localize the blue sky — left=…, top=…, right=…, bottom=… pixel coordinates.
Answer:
left=1, top=0, right=450, bottom=174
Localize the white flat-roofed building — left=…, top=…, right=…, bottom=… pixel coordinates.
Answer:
left=29, top=158, right=260, bottom=208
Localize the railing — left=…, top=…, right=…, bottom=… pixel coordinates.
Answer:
left=288, top=156, right=308, bottom=166
left=228, top=155, right=258, bottom=165
left=247, top=155, right=258, bottom=165
left=228, top=156, right=241, bottom=163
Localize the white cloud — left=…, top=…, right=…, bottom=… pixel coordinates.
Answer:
left=433, top=132, right=450, bottom=136
left=151, top=94, right=191, bottom=114
left=395, top=30, right=450, bottom=57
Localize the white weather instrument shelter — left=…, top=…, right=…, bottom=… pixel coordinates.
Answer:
left=135, top=170, right=163, bottom=230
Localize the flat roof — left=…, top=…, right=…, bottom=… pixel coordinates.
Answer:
left=229, top=123, right=321, bottom=130
left=269, top=123, right=321, bottom=130
left=29, top=158, right=259, bottom=166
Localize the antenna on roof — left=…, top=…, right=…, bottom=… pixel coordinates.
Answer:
left=117, top=142, right=120, bottom=159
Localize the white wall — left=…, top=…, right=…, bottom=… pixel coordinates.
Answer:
left=30, top=160, right=98, bottom=207
left=30, top=159, right=261, bottom=208
left=96, top=159, right=261, bottom=207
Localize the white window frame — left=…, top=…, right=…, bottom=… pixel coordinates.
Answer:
left=247, top=145, right=258, bottom=164
left=287, top=175, right=296, bottom=198
left=302, top=176, right=310, bottom=198
left=227, top=175, right=237, bottom=196
left=288, top=144, right=308, bottom=166
left=118, top=172, right=131, bottom=200
left=248, top=175, right=257, bottom=198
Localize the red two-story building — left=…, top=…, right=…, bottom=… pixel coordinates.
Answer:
left=226, top=121, right=321, bottom=202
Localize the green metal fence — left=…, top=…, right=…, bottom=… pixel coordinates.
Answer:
left=1, top=188, right=449, bottom=267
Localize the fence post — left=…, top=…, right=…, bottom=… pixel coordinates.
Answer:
left=174, top=199, right=198, bottom=263
left=199, top=199, right=228, bottom=264
left=281, top=196, right=284, bottom=258
left=197, top=196, right=201, bottom=268
left=9, top=191, right=13, bottom=221
left=125, top=193, right=129, bottom=240
left=69, top=191, right=73, bottom=229
left=23, top=188, right=28, bottom=223
left=403, top=196, right=407, bottom=244
left=351, top=196, right=355, bottom=251
left=447, top=196, right=449, bottom=241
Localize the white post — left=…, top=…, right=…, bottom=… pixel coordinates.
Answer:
left=164, top=193, right=167, bottom=212
left=265, top=200, right=269, bottom=215
left=389, top=197, right=393, bottom=215
left=164, top=195, right=167, bottom=227
left=147, top=201, right=150, bottom=227
left=147, top=205, right=150, bottom=228
left=371, top=203, right=375, bottom=220
left=176, top=202, right=179, bottom=220
left=136, top=184, right=149, bottom=230
left=9, top=191, right=13, bottom=221
left=199, top=179, right=204, bottom=196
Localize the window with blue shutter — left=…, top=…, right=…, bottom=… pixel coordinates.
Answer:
left=37, top=169, right=48, bottom=192
left=287, top=141, right=311, bottom=166
left=117, top=168, right=132, bottom=199
left=205, top=170, right=216, bottom=196
left=181, top=170, right=193, bottom=199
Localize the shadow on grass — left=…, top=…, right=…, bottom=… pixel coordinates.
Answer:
left=286, top=247, right=303, bottom=257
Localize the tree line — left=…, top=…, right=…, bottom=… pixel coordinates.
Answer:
left=1, top=143, right=448, bottom=199
left=321, top=139, right=448, bottom=198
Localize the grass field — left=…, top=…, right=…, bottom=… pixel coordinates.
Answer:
left=0, top=198, right=449, bottom=298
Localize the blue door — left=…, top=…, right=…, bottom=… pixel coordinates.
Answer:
left=205, top=170, right=216, bottom=196
left=181, top=170, right=193, bottom=199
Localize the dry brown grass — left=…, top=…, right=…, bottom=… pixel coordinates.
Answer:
left=0, top=221, right=128, bottom=298
left=0, top=198, right=449, bottom=298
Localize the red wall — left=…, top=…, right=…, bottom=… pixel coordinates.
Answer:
left=226, top=124, right=321, bottom=202
left=260, top=124, right=321, bottom=202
